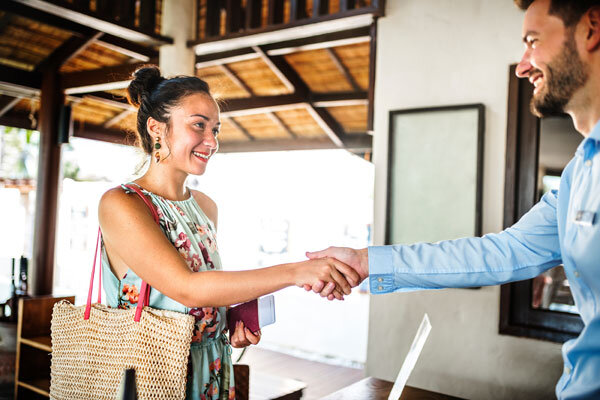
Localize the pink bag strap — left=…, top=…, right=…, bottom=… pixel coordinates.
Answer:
left=84, top=184, right=159, bottom=322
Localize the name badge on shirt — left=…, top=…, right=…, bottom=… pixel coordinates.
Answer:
left=574, top=210, right=596, bottom=227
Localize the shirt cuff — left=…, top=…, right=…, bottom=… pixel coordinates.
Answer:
left=368, top=246, right=396, bottom=294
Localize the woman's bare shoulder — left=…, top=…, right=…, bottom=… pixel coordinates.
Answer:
left=98, top=186, right=151, bottom=223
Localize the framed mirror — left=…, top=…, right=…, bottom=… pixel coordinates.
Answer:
left=386, top=104, right=484, bottom=245
left=500, top=65, right=584, bottom=342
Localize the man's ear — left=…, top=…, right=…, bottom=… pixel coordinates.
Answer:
left=146, top=117, right=164, bottom=138
left=583, top=6, right=600, bottom=52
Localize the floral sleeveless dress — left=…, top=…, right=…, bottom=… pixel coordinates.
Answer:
left=101, top=183, right=235, bottom=400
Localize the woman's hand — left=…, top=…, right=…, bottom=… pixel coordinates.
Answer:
left=293, top=257, right=360, bottom=300
left=230, top=321, right=261, bottom=348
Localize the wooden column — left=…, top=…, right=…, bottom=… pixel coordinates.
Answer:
left=32, top=70, right=64, bottom=295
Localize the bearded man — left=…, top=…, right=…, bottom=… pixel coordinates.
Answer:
left=306, top=1, right=600, bottom=398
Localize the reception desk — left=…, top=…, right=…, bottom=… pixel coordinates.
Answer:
left=322, top=377, right=465, bottom=400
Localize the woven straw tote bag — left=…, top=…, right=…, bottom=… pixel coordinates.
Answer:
left=50, top=184, right=195, bottom=400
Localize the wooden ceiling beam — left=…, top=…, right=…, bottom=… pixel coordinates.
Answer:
left=1, top=1, right=97, bottom=37
left=96, top=34, right=158, bottom=61
left=104, top=110, right=133, bottom=128
left=69, top=92, right=135, bottom=111
left=267, top=112, right=297, bottom=138
left=305, top=105, right=345, bottom=147
left=195, top=27, right=370, bottom=68
left=219, top=64, right=254, bottom=96
left=264, top=26, right=370, bottom=55
left=61, top=61, right=154, bottom=93
left=219, top=92, right=367, bottom=115
left=325, top=47, right=361, bottom=91
left=223, top=116, right=255, bottom=141
left=72, top=120, right=132, bottom=145
left=1, top=1, right=164, bottom=60
left=248, top=49, right=347, bottom=147
left=252, top=46, right=297, bottom=93
left=0, top=112, right=34, bottom=130
left=311, top=91, right=367, bottom=103
left=219, top=93, right=304, bottom=114
left=0, top=12, right=14, bottom=32
left=35, top=31, right=104, bottom=72
left=0, top=65, right=42, bottom=90
left=196, top=48, right=259, bottom=69
left=7, top=0, right=172, bottom=45
left=0, top=96, right=22, bottom=118
left=219, top=134, right=371, bottom=153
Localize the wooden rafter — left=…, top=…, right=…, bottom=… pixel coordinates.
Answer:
left=0, top=12, right=13, bottom=32
left=72, top=120, right=131, bottom=145
left=7, top=0, right=172, bottom=45
left=267, top=112, right=297, bottom=138
left=0, top=96, right=22, bottom=118
left=325, top=48, right=361, bottom=91
left=0, top=64, right=42, bottom=90
left=304, top=105, right=344, bottom=147
left=61, top=61, right=155, bottom=93
left=189, top=2, right=382, bottom=49
left=219, top=64, right=254, bottom=96
left=367, top=22, right=377, bottom=132
left=252, top=46, right=296, bottom=92
left=224, top=116, right=255, bottom=141
left=0, top=1, right=162, bottom=60
left=219, top=134, right=371, bottom=153
left=104, top=110, right=133, bottom=128
left=195, top=27, right=370, bottom=66
left=74, top=92, right=135, bottom=111
left=36, top=32, right=104, bottom=72
left=96, top=34, right=158, bottom=61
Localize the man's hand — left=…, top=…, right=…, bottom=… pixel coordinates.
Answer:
left=304, top=247, right=369, bottom=299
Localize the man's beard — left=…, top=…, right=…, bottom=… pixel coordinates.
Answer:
left=531, top=34, right=589, bottom=118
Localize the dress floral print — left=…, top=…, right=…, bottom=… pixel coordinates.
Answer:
left=100, top=183, right=235, bottom=400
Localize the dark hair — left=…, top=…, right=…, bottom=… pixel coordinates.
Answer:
left=514, top=0, right=600, bottom=27
left=127, top=65, right=212, bottom=154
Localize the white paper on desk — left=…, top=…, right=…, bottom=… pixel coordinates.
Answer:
left=388, top=314, right=432, bottom=400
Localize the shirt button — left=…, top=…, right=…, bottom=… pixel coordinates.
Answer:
left=378, top=278, right=383, bottom=282
left=585, top=160, right=592, bottom=167
left=574, top=270, right=580, bottom=278
left=378, top=286, right=383, bottom=291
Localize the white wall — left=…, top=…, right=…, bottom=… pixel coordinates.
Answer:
left=367, top=1, right=564, bottom=399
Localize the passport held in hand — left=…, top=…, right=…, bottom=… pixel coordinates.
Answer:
left=227, top=295, right=276, bottom=335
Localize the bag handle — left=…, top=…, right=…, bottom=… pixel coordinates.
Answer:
left=84, top=184, right=159, bottom=322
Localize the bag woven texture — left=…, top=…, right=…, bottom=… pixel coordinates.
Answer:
left=50, top=301, right=194, bottom=399
left=50, top=184, right=195, bottom=399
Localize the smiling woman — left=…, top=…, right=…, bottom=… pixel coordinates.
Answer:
left=94, top=65, right=359, bottom=399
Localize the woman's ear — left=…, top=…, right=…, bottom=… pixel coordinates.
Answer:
left=146, top=117, right=165, bottom=139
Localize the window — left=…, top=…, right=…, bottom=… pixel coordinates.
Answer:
left=0, top=126, right=39, bottom=309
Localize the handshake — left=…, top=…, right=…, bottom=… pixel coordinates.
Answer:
left=295, top=246, right=370, bottom=301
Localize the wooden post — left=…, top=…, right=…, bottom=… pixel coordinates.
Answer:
left=367, top=22, right=377, bottom=132
left=245, top=0, right=262, bottom=29
left=32, top=70, right=64, bottom=296
left=312, top=0, right=329, bottom=17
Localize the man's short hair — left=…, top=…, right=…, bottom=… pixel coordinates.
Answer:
left=515, top=0, right=600, bottom=27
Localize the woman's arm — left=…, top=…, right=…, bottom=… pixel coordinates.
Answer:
left=99, top=188, right=359, bottom=308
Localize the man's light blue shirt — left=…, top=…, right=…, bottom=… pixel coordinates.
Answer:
left=369, top=119, right=600, bottom=399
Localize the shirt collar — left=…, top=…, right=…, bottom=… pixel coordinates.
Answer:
left=575, top=118, right=600, bottom=160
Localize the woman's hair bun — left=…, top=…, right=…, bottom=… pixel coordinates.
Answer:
left=127, top=65, right=165, bottom=108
